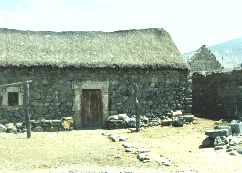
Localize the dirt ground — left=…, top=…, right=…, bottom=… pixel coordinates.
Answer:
left=0, top=118, right=242, bottom=173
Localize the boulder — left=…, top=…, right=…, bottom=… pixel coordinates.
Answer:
left=172, top=118, right=184, bottom=127
left=201, top=137, right=214, bottom=148
left=5, top=123, right=17, bottom=133
left=0, top=124, right=7, bottom=132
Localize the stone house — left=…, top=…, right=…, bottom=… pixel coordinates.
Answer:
left=0, top=28, right=191, bottom=129
left=192, top=68, right=242, bottom=119
left=189, top=45, right=223, bottom=73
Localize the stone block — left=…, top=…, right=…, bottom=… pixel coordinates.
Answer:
left=5, top=123, right=17, bottom=133
left=179, top=115, right=195, bottom=123
left=33, top=126, right=44, bottom=132
left=214, top=125, right=232, bottom=135
left=205, top=129, right=229, bottom=138
left=0, top=124, right=7, bottom=132
left=45, top=126, right=59, bottom=132
left=230, top=122, right=242, bottom=134
left=160, top=119, right=172, bottom=126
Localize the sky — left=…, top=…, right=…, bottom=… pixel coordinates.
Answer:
left=0, top=0, right=242, bottom=53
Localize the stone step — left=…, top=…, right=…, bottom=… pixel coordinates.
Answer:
left=205, top=129, right=229, bottom=139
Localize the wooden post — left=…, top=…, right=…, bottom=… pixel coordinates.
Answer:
left=133, top=83, right=140, bottom=132
left=24, top=81, right=31, bottom=138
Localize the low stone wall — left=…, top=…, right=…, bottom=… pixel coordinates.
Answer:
left=0, top=66, right=191, bottom=127
left=192, top=69, right=242, bottom=119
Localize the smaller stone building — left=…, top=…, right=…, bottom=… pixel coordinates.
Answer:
left=189, top=45, right=223, bottom=73
left=192, top=68, right=242, bottom=119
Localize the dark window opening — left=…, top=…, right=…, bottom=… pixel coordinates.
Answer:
left=8, top=92, right=19, bottom=106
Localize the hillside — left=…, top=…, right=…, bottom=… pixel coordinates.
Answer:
left=183, top=37, right=242, bottom=69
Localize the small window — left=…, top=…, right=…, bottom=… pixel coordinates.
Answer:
left=8, top=92, right=19, bottom=106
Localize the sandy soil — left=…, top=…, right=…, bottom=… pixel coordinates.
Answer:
left=0, top=118, right=241, bottom=173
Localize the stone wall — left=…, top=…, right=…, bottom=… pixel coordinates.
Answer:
left=0, top=67, right=191, bottom=128
left=192, top=69, right=242, bottom=119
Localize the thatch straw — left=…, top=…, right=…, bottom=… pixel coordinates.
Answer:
left=0, top=28, right=187, bottom=69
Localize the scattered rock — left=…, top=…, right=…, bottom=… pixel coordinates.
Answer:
left=101, top=132, right=111, bottom=136
left=33, top=126, right=44, bottom=132
left=201, top=137, right=214, bottom=148
left=119, top=135, right=128, bottom=141
left=230, top=151, right=238, bottom=156
left=172, top=118, right=184, bottom=127
left=45, top=126, right=59, bottom=132
left=214, top=145, right=224, bottom=150
left=180, top=115, right=195, bottom=123
left=137, top=148, right=150, bottom=153
left=229, top=136, right=241, bottom=146
left=137, top=153, right=151, bottom=162
left=237, top=146, right=242, bottom=154
left=118, top=114, right=130, bottom=122
left=125, top=148, right=137, bottom=153
left=154, top=155, right=171, bottom=166
left=230, top=121, right=242, bottom=134
left=108, top=134, right=128, bottom=142
left=5, top=123, right=17, bottom=133
left=214, top=136, right=225, bottom=146
left=122, top=142, right=138, bottom=148
left=160, top=119, right=172, bottom=126
left=226, top=146, right=238, bottom=152
left=0, top=124, right=7, bottom=132
left=168, top=110, right=182, bottom=117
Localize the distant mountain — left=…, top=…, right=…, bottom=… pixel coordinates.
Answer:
left=183, top=37, right=242, bottom=69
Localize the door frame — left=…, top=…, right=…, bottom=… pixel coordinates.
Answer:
left=72, top=81, right=109, bottom=129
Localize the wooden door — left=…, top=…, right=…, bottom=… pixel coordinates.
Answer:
left=81, top=89, right=102, bottom=128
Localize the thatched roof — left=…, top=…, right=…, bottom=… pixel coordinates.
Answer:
left=0, top=28, right=187, bottom=69
left=189, top=45, right=223, bottom=72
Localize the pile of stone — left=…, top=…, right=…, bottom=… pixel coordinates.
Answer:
left=202, top=120, right=242, bottom=156
left=105, top=114, right=150, bottom=129
left=102, top=132, right=171, bottom=166
left=105, top=111, right=196, bottom=129
left=162, top=110, right=196, bottom=127
left=0, top=117, right=74, bottom=133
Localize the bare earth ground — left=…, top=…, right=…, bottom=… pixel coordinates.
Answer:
left=0, top=118, right=241, bottom=173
